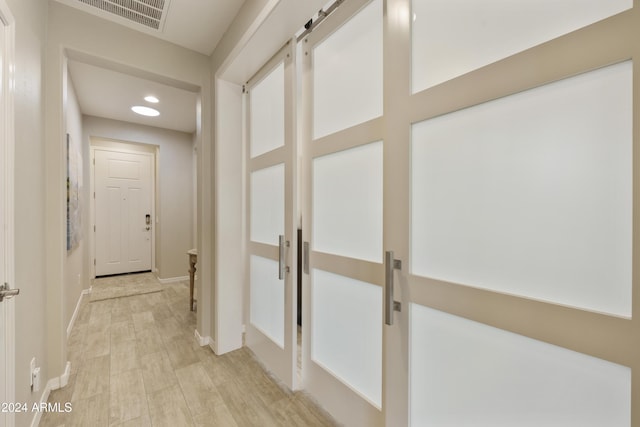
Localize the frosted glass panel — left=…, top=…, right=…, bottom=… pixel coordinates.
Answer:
left=410, top=304, right=631, bottom=426
left=411, top=62, right=632, bottom=316
left=412, top=0, right=632, bottom=92
left=250, top=61, right=285, bottom=158
left=313, top=141, right=382, bottom=262
left=250, top=256, right=284, bottom=348
left=312, top=269, right=382, bottom=408
left=250, top=163, right=285, bottom=246
left=313, top=0, right=382, bottom=139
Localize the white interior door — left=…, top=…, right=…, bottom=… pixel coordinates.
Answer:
left=244, top=41, right=298, bottom=390
left=94, top=149, right=153, bottom=276
left=383, top=0, right=639, bottom=425
left=301, top=0, right=384, bottom=425
left=0, top=2, right=15, bottom=426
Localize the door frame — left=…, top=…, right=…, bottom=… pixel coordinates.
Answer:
left=0, top=0, right=15, bottom=425
left=90, top=139, right=157, bottom=279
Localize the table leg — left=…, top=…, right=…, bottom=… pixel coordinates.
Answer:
left=189, top=255, right=196, bottom=311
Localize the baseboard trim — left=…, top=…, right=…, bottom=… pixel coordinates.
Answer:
left=59, top=361, right=71, bottom=388
left=48, top=361, right=71, bottom=390
left=157, top=275, right=189, bottom=284
left=30, top=361, right=71, bottom=427
left=67, top=289, right=90, bottom=339
left=194, top=329, right=210, bottom=346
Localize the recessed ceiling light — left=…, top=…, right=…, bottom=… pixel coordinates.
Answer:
left=144, top=95, right=159, bottom=103
left=131, top=106, right=160, bottom=117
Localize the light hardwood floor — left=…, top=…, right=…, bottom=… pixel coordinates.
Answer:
left=39, top=275, right=337, bottom=427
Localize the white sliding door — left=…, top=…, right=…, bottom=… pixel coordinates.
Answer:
left=384, top=0, right=638, bottom=425
left=301, top=0, right=384, bottom=425
left=298, top=0, right=640, bottom=426
left=245, top=41, right=298, bottom=390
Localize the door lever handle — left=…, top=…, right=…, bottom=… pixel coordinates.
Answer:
left=385, top=251, right=402, bottom=325
left=0, top=283, right=19, bottom=302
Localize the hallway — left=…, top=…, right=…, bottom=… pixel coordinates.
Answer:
left=39, top=275, right=335, bottom=426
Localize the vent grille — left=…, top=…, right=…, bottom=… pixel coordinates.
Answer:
left=77, top=0, right=168, bottom=30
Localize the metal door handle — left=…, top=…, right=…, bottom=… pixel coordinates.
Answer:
left=279, top=235, right=289, bottom=280
left=0, top=283, right=19, bottom=302
left=385, top=251, right=402, bottom=325
left=303, top=241, right=310, bottom=275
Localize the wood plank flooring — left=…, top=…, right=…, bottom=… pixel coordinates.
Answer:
left=39, top=276, right=337, bottom=427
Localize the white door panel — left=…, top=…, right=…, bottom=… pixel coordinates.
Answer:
left=384, top=0, right=639, bottom=425
left=245, top=41, right=298, bottom=390
left=94, top=149, right=153, bottom=276
left=301, top=0, right=384, bottom=425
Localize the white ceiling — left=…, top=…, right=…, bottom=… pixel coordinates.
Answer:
left=60, top=0, right=333, bottom=134
left=59, top=0, right=246, bottom=134
left=68, top=60, right=199, bottom=133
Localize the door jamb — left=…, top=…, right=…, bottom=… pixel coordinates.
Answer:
left=0, top=1, right=16, bottom=425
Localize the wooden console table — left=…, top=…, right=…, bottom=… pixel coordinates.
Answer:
left=188, top=249, right=197, bottom=311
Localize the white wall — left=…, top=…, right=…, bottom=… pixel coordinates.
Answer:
left=83, top=116, right=194, bottom=280
left=192, top=133, right=198, bottom=249
left=208, top=0, right=272, bottom=355
left=64, top=71, right=84, bottom=331
left=6, top=0, right=49, bottom=425
left=213, top=79, right=244, bottom=354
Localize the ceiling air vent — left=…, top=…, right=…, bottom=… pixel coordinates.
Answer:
left=76, top=0, right=169, bottom=30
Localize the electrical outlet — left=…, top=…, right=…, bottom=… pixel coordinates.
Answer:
left=30, top=357, right=35, bottom=388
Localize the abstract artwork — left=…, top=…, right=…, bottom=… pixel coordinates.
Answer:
left=67, top=133, right=82, bottom=252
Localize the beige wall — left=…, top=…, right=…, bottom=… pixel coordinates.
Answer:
left=8, top=0, right=211, bottom=423
left=65, top=72, right=85, bottom=332
left=7, top=0, right=49, bottom=425
left=83, top=116, right=194, bottom=280
left=46, top=0, right=212, bottom=386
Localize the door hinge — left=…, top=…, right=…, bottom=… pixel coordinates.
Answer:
left=93, top=192, right=95, bottom=199
left=93, top=225, right=96, bottom=232
left=93, top=259, right=96, bottom=266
